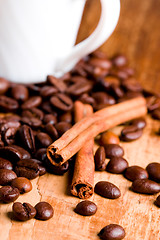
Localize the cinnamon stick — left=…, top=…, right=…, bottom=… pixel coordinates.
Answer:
left=47, top=97, right=147, bottom=166
left=71, top=101, right=94, bottom=199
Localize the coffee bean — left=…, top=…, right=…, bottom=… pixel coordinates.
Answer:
left=98, top=224, right=125, bottom=240
left=21, top=108, right=44, bottom=121
left=27, top=84, right=40, bottom=94
left=0, top=145, right=31, bottom=163
left=21, top=96, right=42, bottom=109
left=30, top=159, right=46, bottom=176
left=104, top=76, right=120, bottom=87
left=0, top=158, right=13, bottom=170
left=44, top=123, right=59, bottom=140
left=106, top=157, right=128, bottom=174
left=41, top=101, right=56, bottom=114
left=111, top=85, right=124, bottom=99
left=94, top=146, right=106, bottom=171
left=0, top=186, right=20, bottom=203
left=0, top=169, right=17, bottom=185
left=18, top=125, right=35, bottom=153
left=0, top=96, right=19, bottom=112
left=0, top=120, right=21, bottom=145
left=15, top=159, right=40, bottom=179
left=36, top=132, right=52, bottom=148
left=78, top=93, right=95, bottom=105
left=21, top=116, right=42, bottom=129
left=66, top=81, right=93, bottom=96
left=121, top=125, right=143, bottom=142
left=75, top=200, right=97, bottom=216
left=12, top=202, right=36, bottom=221
left=11, top=85, right=29, bottom=102
left=11, top=177, right=32, bottom=193
left=50, top=93, right=73, bottom=112
left=146, top=162, right=160, bottom=183
left=132, top=179, right=160, bottom=194
left=55, top=122, right=72, bottom=136
left=0, top=78, right=10, bottom=95
left=104, top=144, right=124, bottom=158
left=34, top=148, right=47, bottom=162
left=92, top=92, right=116, bottom=110
left=155, top=195, right=160, bottom=207
left=43, top=114, right=57, bottom=125
left=47, top=75, right=67, bottom=92
left=121, top=78, right=142, bottom=92
left=46, top=159, right=69, bottom=175
left=4, top=115, right=21, bottom=122
left=40, top=85, right=58, bottom=98
left=89, top=57, right=112, bottom=70
left=94, top=181, right=121, bottom=199
left=124, top=166, right=148, bottom=181
left=131, top=118, right=146, bottom=129
left=112, top=54, right=127, bottom=67
left=59, top=112, right=72, bottom=123
left=35, top=202, right=53, bottom=220
left=99, top=132, right=120, bottom=146
left=146, top=96, right=160, bottom=112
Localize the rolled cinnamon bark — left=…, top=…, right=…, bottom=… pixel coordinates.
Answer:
left=47, top=97, right=147, bottom=166
left=71, top=101, right=94, bottom=199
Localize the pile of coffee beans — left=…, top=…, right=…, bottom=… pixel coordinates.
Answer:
left=0, top=50, right=160, bottom=238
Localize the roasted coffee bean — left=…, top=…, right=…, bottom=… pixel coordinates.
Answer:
left=21, top=117, right=42, bottom=129
left=15, top=159, right=40, bottom=179
left=59, top=112, right=72, bottom=123
left=146, top=162, right=160, bottom=183
left=106, top=157, right=128, bottom=174
left=98, top=224, right=125, bottom=240
left=99, top=132, right=120, bottom=146
left=46, top=159, right=69, bottom=175
left=75, top=200, right=97, bottom=216
left=113, top=69, right=129, bottom=80
left=55, top=122, right=72, bottom=136
left=11, top=177, right=32, bottom=194
left=43, top=114, right=57, bottom=125
left=40, top=85, right=58, bottom=98
left=112, top=54, right=127, bottom=68
left=27, top=84, right=41, bottom=94
left=131, top=117, right=146, bottom=129
left=104, top=76, right=120, bottom=87
left=0, top=139, right=4, bottom=147
left=118, top=92, right=143, bottom=102
left=111, top=85, right=124, bottom=99
left=18, top=125, right=35, bottom=153
left=0, top=158, right=13, bottom=170
left=92, top=92, right=115, bottom=110
left=151, top=108, right=160, bottom=120
left=78, top=93, right=95, bottom=105
left=0, top=96, right=19, bottom=112
left=66, top=81, right=92, bottom=96
left=47, top=75, right=67, bottom=92
left=0, top=186, right=20, bottom=203
left=34, top=148, right=47, bottom=162
left=0, top=78, right=10, bottom=95
left=89, top=57, right=112, bottom=70
left=0, top=121, right=20, bottom=132
left=94, top=181, right=121, bottom=199
left=21, top=108, right=44, bottom=121
left=121, top=78, right=142, bottom=92
left=0, top=169, right=17, bottom=185
left=146, top=96, right=160, bottom=112
left=4, top=115, right=21, bottom=122
left=35, top=202, right=54, bottom=220
left=3, top=127, right=18, bottom=145
left=12, top=202, right=36, bottom=221
left=11, top=85, right=29, bottom=102
left=155, top=195, right=160, bottom=207
left=104, top=144, right=124, bottom=158
left=41, top=101, right=56, bottom=114
left=124, top=166, right=148, bottom=181
left=36, top=132, right=52, bottom=148
left=94, top=146, right=106, bottom=171
left=132, top=179, right=160, bottom=194
left=121, top=125, right=143, bottom=142
left=0, top=145, right=31, bottom=163
left=44, top=123, right=58, bottom=140
left=21, top=96, right=42, bottom=110
left=50, top=93, right=73, bottom=112
left=30, top=159, right=46, bottom=176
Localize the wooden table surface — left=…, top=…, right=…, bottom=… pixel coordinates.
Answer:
left=1, top=0, right=160, bottom=240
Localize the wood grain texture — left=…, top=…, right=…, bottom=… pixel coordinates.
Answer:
left=1, top=0, right=160, bottom=239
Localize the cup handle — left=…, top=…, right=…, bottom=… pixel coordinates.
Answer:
left=54, top=0, right=120, bottom=77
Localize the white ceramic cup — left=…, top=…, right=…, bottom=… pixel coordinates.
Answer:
left=0, top=0, right=120, bottom=83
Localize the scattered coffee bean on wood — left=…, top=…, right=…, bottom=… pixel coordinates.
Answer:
left=99, top=131, right=120, bottom=145
left=74, top=200, right=97, bottom=216
left=146, top=162, right=160, bottom=183
left=34, top=202, right=53, bottom=220
left=12, top=202, right=36, bottom=221
left=124, top=166, right=148, bottom=182
left=94, top=146, right=106, bottom=171
left=11, top=177, right=32, bottom=194
left=106, top=157, right=128, bottom=174
left=131, top=179, right=160, bottom=194
left=95, top=181, right=121, bottom=199
left=98, top=224, right=125, bottom=240
left=104, top=144, right=124, bottom=158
